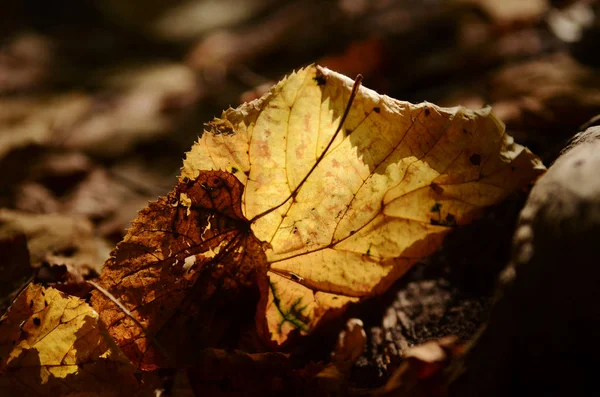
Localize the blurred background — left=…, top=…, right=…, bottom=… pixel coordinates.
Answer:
left=1, top=0, right=599, bottom=246
left=1, top=0, right=599, bottom=389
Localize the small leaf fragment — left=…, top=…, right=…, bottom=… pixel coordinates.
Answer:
left=0, top=283, right=143, bottom=396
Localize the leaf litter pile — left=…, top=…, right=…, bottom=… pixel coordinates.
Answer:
left=0, top=64, right=547, bottom=395
left=4, top=1, right=600, bottom=394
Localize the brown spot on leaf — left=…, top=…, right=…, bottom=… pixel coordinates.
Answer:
left=296, top=142, right=308, bottom=159
left=313, top=73, right=326, bottom=86
left=304, top=114, right=311, bottom=133
left=430, top=183, right=444, bottom=195
left=256, top=139, right=270, bottom=158
left=430, top=213, right=457, bottom=227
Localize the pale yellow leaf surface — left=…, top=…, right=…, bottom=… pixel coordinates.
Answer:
left=0, top=284, right=144, bottom=396
left=179, top=65, right=544, bottom=345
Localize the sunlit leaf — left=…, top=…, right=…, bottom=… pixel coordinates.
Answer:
left=0, top=283, right=144, bottom=396
left=92, top=65, right=544, bottom=368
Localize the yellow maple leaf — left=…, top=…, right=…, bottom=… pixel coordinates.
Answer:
left=182, top=65, right=544, bottom=344
left=0, top=283, right=143, bottom=396
left=92, top=65, right=544, bottom=368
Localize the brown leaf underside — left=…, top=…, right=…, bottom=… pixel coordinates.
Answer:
left=91, top=171, right=268, bottom=369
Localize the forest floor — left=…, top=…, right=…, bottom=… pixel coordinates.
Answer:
left=1, top=1, right=599, bottom=396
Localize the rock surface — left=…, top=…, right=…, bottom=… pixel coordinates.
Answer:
left=449, top=126, right=600, bottom=397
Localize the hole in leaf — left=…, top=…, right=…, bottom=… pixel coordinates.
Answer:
left=469, top=153, right=482, bottom=166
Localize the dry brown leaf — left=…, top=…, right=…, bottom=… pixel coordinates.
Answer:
left=92, top=65, right=544, bottom=370
left=490, top=53, right=600, bottom=141
left=97, top=0, right=278, bottom=42
left=0, top=32, right=53, bottom=94
left=0, top=283, right=146, bottom=396
left=92, top=171, right=269, bottom=369
left=0, top=94, right=87, bottom=162
left=64, top=63, right=198, bottom=157
left=310, top=318, right=367, bottom=395
left=0, top=63, right=197, bottom=161
left=0, top=209, right=109, bottom=274
left=454, top=0, right=548, bottom=24
left=374, top=336, right=461, bottom=397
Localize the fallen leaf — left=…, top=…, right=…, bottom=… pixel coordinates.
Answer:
left=0, top=32, right=54, bottom=94
left=92, top=65, right=544, bottom=369
left=60, top=168, right=143, bottom=223
left=332, top=318, right=367, bottom=371
left=374, top=336, right=461, bottom=397
left=186, top=2, right=336, bottom=73
left=310, top=318, right=367, bottom=395
left=0, top=94, right=87, bottom=162
left=92, top=171, right=269, bottom=369
left=64, top=63, right=198, bottom=157
left=489, top=53, right=600, bottom=159
left=0, top=283, right=145, bottom=396
left=0, top=209, right=109, bottom=274
left=98, top=0, right=278, bottom=42
left=183, top=66, right=545, bottom=345
left=0, top=62, right=197, bottom=162
left=454, top=0, right=548, bottom=24
left=14, top=182, right=61, bottom=214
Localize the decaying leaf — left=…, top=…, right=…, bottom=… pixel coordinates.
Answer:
left=92, top=171, right=269, bottom=369
left=0, top=283, right=145, bottom=396
left=92, top=65, right=544, bottom=369
left=310, top=318, right=367, bottom=395
left=489, top=53, right=600, bottom=148
left=373, top=336, right=461, bottom=397
left=0, top=209, right=109, bottom=274
left=454, top=0, right=548, bottom=24
left=0, top=62, right=197, bottom=162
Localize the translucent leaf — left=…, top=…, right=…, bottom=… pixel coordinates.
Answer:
left=92, top=65, right=545, bottom=367
left=0, top=283, right=143, bottom=396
